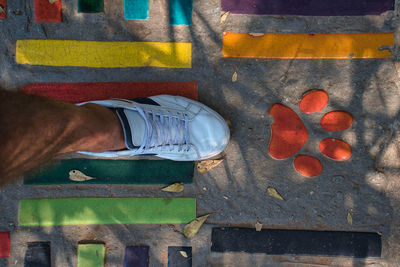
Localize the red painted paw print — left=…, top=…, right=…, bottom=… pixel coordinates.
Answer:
left=268, top=90, right=353, bottom=177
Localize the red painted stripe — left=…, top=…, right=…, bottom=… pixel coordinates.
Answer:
left=0, top=0, right=6, bottom=19
left=0, top=232, right=10, bottom=258
left=34, top=0, right=62, bottom=22
left=21, top=82, right=198, bottom=102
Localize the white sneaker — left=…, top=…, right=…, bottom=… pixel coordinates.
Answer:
left=77, top=95, right=230, bottom=161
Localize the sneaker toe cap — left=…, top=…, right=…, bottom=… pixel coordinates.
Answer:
left=189, top=113, right=229, bottom=159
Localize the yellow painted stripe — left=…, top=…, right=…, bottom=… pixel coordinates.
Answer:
left=222, top=32, right=393, bottom=59
left=16, top=40, right=191, bottom=68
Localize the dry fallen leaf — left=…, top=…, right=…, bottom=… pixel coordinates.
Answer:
left=69, top=170, right=96, bottom=182
left=161, top=182, right=184, bottom=193
left=267, top=187, right=285, bottom=201
left=184, top=214, right=211, bottom=238
left=220, top=11, right=230, bottom=24
left=255, top=222, right=262, bottom=231
left=179, top=251, right=188, bottom=258
left=249, top=33, right=265, bottom=37
left=347, top=210, right=353, bottom=226
left=232, top=71, right=238, bottom=82
left=197, top=158, right=224, bottom=173
left=0, top=6, right=4, bottom=13
left=48, top=0, right=58, bottom=3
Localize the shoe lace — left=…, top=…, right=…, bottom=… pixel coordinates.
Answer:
left=135, top=105, right=190, bottom=153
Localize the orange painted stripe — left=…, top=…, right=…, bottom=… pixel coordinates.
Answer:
left=222, top=32, right=393, bottom=59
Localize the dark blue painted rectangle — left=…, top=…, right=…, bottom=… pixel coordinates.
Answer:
left=168, top=246, right=192, bottom=267
left=124, top=246, right=149, bottom=267
left=211, top=228, right=381, bottom=258
left=24, top=242, right=51, bottom=267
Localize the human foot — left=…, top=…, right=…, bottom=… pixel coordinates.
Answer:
left=76, top=95, right=230, bottom=161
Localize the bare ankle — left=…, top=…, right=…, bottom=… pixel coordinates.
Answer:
left=60, top=104, right=126, bottom=154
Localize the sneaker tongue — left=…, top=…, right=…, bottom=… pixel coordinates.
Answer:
left=116, top=109, right=148, bottom=148
left=125, top=110, right=147, bottom=147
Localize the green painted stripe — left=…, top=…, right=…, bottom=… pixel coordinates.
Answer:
left=78, top=0, right=103, bottom=12
left=19, top=198, right=196, bottom=226
left=24, top=159, right=194, bottom=185
left=77, top=244, right=105, bottom=267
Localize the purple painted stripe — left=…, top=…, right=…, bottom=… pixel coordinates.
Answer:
left=221, top=0, right=394, bottom=16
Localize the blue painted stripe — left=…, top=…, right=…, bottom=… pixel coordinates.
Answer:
left=125, top=0, right=148, bottom=20
left=169, top=0, right=192, bottom=25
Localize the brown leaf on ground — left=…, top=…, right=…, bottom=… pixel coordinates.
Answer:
left=184, top=214, right=211, bottom=238
left=197, top=158, right=225, bottom=173
left=347, top=210, right=353, bottom=225
left=69, top=170, right=96, bottom=182
left=255, top=222, right=262, bottom=231
left=232, top=71, right=238, bottom=82
left=161, top=182, right=184, bottom=193
left=220, top=11, right=229, bottom=24
left=267, top=186, right=285, bottom=201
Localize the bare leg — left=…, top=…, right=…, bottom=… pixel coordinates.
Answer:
left=0, top=89, right=126, bottom=185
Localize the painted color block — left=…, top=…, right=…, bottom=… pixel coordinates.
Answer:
left=24, top=242, right=51, bottom=267
left=16, top=40, right=192, bottom=68
left=222, top=32, right=394, bottom=59
left=24, top=159, right=194, bottom=185
left=78, top=0, right=103, bottom=13
left=19, top=198, right=196, bottom=226
left=168, top=246, right=192, bottom=267
left=125, top=0, right=148, bottom=19
left=78, top=244, right=105, bottom=267
left=34, top=0, right=62, bottom=22
left=211, top=228, right=382, bottom=258
left=21, top=81, right=198, bottom=103
left=0, top=0, right=6, bottom=19
left=169, top=0, right=192, bottom=25
left=124, top=246, right=149, bottom=267
left=0, top=232, right=10, bottom=258
left=221, top=0, right=394, bottom=16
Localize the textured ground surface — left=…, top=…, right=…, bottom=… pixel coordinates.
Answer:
left=1, top=0, right=400, bottom=266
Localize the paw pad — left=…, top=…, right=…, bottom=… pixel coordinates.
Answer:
left=268, top=90, right=353, bottom=177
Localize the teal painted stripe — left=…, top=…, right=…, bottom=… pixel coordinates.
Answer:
left=78, top=0, right=103, bottom=13
left=19, top=198, right=196, bottom=226
left=24, top=159, right=194, bottom=185
left=124, top=0, right=148, bottom=19
left=169, top=0, right=192, bottom=25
